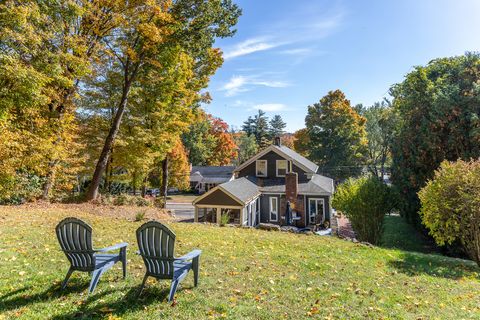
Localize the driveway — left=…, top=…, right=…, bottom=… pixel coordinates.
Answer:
left=166, top=201, right=195, bottom=222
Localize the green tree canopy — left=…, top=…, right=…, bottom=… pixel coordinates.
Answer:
left=363, top=100, right=397, bottom=179
left=390, top=53, right=480, bottom=225
left=305, top=90, right=367, bottom=180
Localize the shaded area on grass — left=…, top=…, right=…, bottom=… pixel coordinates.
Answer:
left=0, top=276, right=191, bottom=319
left=388, top=251, right=479, bottom=280
left=381, top=215, right=438, bottom=254
left=50, top=285, right=179, bottom=320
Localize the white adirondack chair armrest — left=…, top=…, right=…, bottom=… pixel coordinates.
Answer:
left=176, top=249, right=202, bottom=261
left=96, top=242, right=128, bottom=252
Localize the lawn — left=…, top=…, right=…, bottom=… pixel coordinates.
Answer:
left=1, top=206, right=480, bottom=319
left=381, top=215, right=438, bottom=254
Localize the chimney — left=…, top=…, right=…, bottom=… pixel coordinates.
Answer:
left=274, top=136, right=281, bottom=146
left=285, top=171, right=298, bottom=204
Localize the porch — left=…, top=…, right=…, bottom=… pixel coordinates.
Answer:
left=194, top=206, right=242, bottom=224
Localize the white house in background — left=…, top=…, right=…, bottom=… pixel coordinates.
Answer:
left=189, top=166, right=235, bottom=194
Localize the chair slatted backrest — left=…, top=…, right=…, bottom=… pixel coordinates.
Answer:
left=136, top=221, right=175, bottom=279
left=56, top=218, right=95, bottom=271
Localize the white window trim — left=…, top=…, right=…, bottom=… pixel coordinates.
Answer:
left=276, top=160, right=288, bottom=177
left=269, top=197, right=278, bottom=222
left=256, top=160, right=268, bottom=177
left=308, top=198, right=325, bottom=224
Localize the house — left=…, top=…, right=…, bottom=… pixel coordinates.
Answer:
left=189, top=165, right=235, bottom=194
left=193, top=137, right=334, bottom=228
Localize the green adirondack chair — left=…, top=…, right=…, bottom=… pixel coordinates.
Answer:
left=136, top=221, right=201, bottom=301
left=55, top=217, right=128, bottom=294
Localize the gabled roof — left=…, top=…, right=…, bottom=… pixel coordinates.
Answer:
left=192, top=177, right=260, bottom=206
left=234, top=144, right=319, bottom=174
left=190, top=166, right=235, bottom=178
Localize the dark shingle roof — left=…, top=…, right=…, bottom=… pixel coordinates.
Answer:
left=259, top=174, right=333, bottom=195
left=219, top=177, right=260, bottom=204
left=275, top=145, right=319, bottom=173
left=190, top=166, right=235, bottom=178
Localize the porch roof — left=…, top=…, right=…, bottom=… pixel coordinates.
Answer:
left=193, top=177, right=260, bottom=206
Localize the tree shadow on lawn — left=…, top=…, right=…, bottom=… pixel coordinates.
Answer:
left=388, top=251, right=480, bottom=280
left=1, top=277, right=191, bottom=319
left=51, top=283, right=187, bottom=319
left=0, top=278, right=91, bottom=312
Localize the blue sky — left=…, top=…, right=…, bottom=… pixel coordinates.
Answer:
left=203, top=0, right=480, bottom=132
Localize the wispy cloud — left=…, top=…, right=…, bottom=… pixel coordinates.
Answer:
left=280, top=48, right=312, bottom=55
left=220, top=75, right=290, bottom=97
left=222, top=5, right=345, bottom=62
left=223, top=38, right=282, bottom=60
left=252, top=103, right=288, bottom=112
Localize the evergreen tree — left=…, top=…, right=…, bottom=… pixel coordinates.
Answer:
left=253, top=110, right=270, bottom=148
left=391, top=53, right=480, bottom=226
left=242, top=116, right=255, bottom=136
left=269, top=115, right=287, bottom=138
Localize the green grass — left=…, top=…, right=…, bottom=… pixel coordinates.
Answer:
left=381, top=215, right=438, bottom=254
left=1, top=206, right=480, bottom=319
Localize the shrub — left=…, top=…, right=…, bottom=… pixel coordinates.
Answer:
left=135, top=196, right=150, bottom=207
left=0, top=173, right=44, bottom=204
left=112, top=194, right=151, bottom=207
left=220, top=212, right=230, bottom=226
left=113, top=194, right=130, bottom=206
left=419, top=159, right=480, bottom=266
left=153, top=196, right=165, bottom=208
left=135, top=210, right=146, bottom=221
left=333, top=176, right=395, bottom=244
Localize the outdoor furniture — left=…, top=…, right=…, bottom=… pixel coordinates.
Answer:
left=136, top=221, right=201, bottom=302
left=55, top=217, right=128, bottom=294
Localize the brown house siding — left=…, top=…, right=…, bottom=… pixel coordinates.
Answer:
left=196, top=189, right=243, bottom=207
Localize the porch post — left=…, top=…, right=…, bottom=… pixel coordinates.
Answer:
left=194, top=206, right=198, bottom=223
left=239, top=206, right=244, bottom=226
left=216, top=207, right=221, bottom=225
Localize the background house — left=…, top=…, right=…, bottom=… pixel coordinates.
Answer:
left=193, top=138, right=334, bottom=228
left=189, top=166, right=235, bottom=194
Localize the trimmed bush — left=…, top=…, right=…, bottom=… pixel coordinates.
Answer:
left=333, top=176, right=395, bottom=244
left=419, top=159, right=480, bottom=266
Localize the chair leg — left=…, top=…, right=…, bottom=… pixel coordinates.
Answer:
left=137, top=274, right=149, bottom=298
left=121, top=247, right=127, bottom=279
left=168, top=279, right=180, bottom=302
left=88, top=267, right=106, bottom=294
left=61, top=267, right=74, bottom=290
left=192, top=256, right=200, bottom=287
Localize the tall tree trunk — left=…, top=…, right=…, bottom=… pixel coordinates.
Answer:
left=85, top=87, right=130, bottom=201
left=141, top=176, right=147, bottom=198
left=42, top=161, right=57, bottom=200
left=160, top=157, right=168, bottom=207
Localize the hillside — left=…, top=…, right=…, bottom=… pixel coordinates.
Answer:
left=1, top=206, right=479, bottom=319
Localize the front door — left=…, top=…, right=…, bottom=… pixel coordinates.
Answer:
left=308, top=198, right=325, bottom=225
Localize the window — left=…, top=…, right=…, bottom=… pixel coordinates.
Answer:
left=308, top=198, right=325, bottom=224
left=256, top=160, right=268, bottom=177
left=276, top=160, right=288, bottom=177
left=270, top=197, right=278, bottom=221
